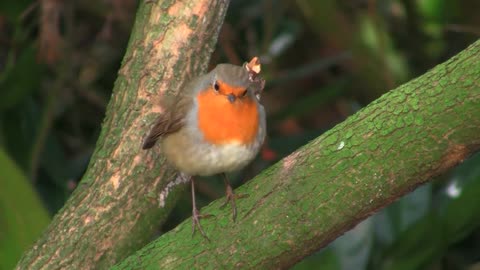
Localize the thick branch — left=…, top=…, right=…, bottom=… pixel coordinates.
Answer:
left=16, top=1, right=229, bottom=269
left=112, top=40, right=480, bottom=269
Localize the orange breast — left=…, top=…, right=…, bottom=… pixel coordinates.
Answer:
left=197, top=88, right=259, bottom=145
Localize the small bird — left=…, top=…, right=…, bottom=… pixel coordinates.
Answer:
left=142, top=58, right=266, bottom=238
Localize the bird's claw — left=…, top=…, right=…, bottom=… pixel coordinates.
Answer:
left=192, top=208, right=213, bottom=241
left=220, top=185, right=249, bottom=222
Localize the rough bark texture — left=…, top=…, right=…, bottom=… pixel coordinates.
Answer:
left=111, top=40, right=480, bottom=269
left=16, top=0, right=229, bottom=269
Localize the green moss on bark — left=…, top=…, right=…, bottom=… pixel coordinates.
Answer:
left=112, top=40, right=480, bottom=269
left=16, top=1, right=230, bottom=269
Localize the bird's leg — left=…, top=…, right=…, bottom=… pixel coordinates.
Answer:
left=191, top=177, right=211, bottom=240
left=220, top=173, right=248, bottom=222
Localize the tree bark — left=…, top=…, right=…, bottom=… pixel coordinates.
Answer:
left=16, top=0, right=229, bottom=269
left=110, top=40, right=480, bottom=269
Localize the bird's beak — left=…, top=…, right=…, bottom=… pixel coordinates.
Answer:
left=227, top=93, right=236, bottom=103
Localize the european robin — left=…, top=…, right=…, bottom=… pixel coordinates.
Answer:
left=142, top=57, right=266, bottom=238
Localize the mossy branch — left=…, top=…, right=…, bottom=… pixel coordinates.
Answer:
left=111, top=40, right=480, bottom=269
left=16, top=0, right=230, bottom=269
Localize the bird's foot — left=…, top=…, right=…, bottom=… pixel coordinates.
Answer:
left=220, top=184, right=249, bottom=222
left=192, top=208, right=213, bottom=241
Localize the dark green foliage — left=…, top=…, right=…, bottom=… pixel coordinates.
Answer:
left=1, top=0, right=479, bottom=269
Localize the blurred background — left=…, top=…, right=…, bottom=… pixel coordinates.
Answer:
left=1, top=0, right=479, bottom=269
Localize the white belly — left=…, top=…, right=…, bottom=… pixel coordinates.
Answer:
left=162, top=130, right=262, bottom=176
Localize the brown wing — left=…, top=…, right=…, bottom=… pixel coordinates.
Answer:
left=142, top=91, right=193, bottom=149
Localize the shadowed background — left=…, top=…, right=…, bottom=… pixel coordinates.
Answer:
left=1, top=0, right=479, bottom=269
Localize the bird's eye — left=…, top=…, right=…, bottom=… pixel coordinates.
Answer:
left=213, top=81, right=220, bottom=91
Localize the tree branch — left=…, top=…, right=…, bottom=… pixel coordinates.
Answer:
left=16, top=0, right=230, bottom=269
left=111, top=40, right=480, bottom=269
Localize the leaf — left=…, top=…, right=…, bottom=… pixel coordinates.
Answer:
left=374, top=183, right=432, bottom=248
left=0, top=45, right=44, bottom=111
left=442, top=156, right=480, bottom=243
left=0, top=147, right=50, bottom=270
left=0, top=98, right=40, bottom=171
left=379, top=214, right=445, bottom=270
left=334, top=219, right=374, bottom=270
left=292, top=248, right=340, bottom=270
left=0, top=0, right=32, bottom=21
